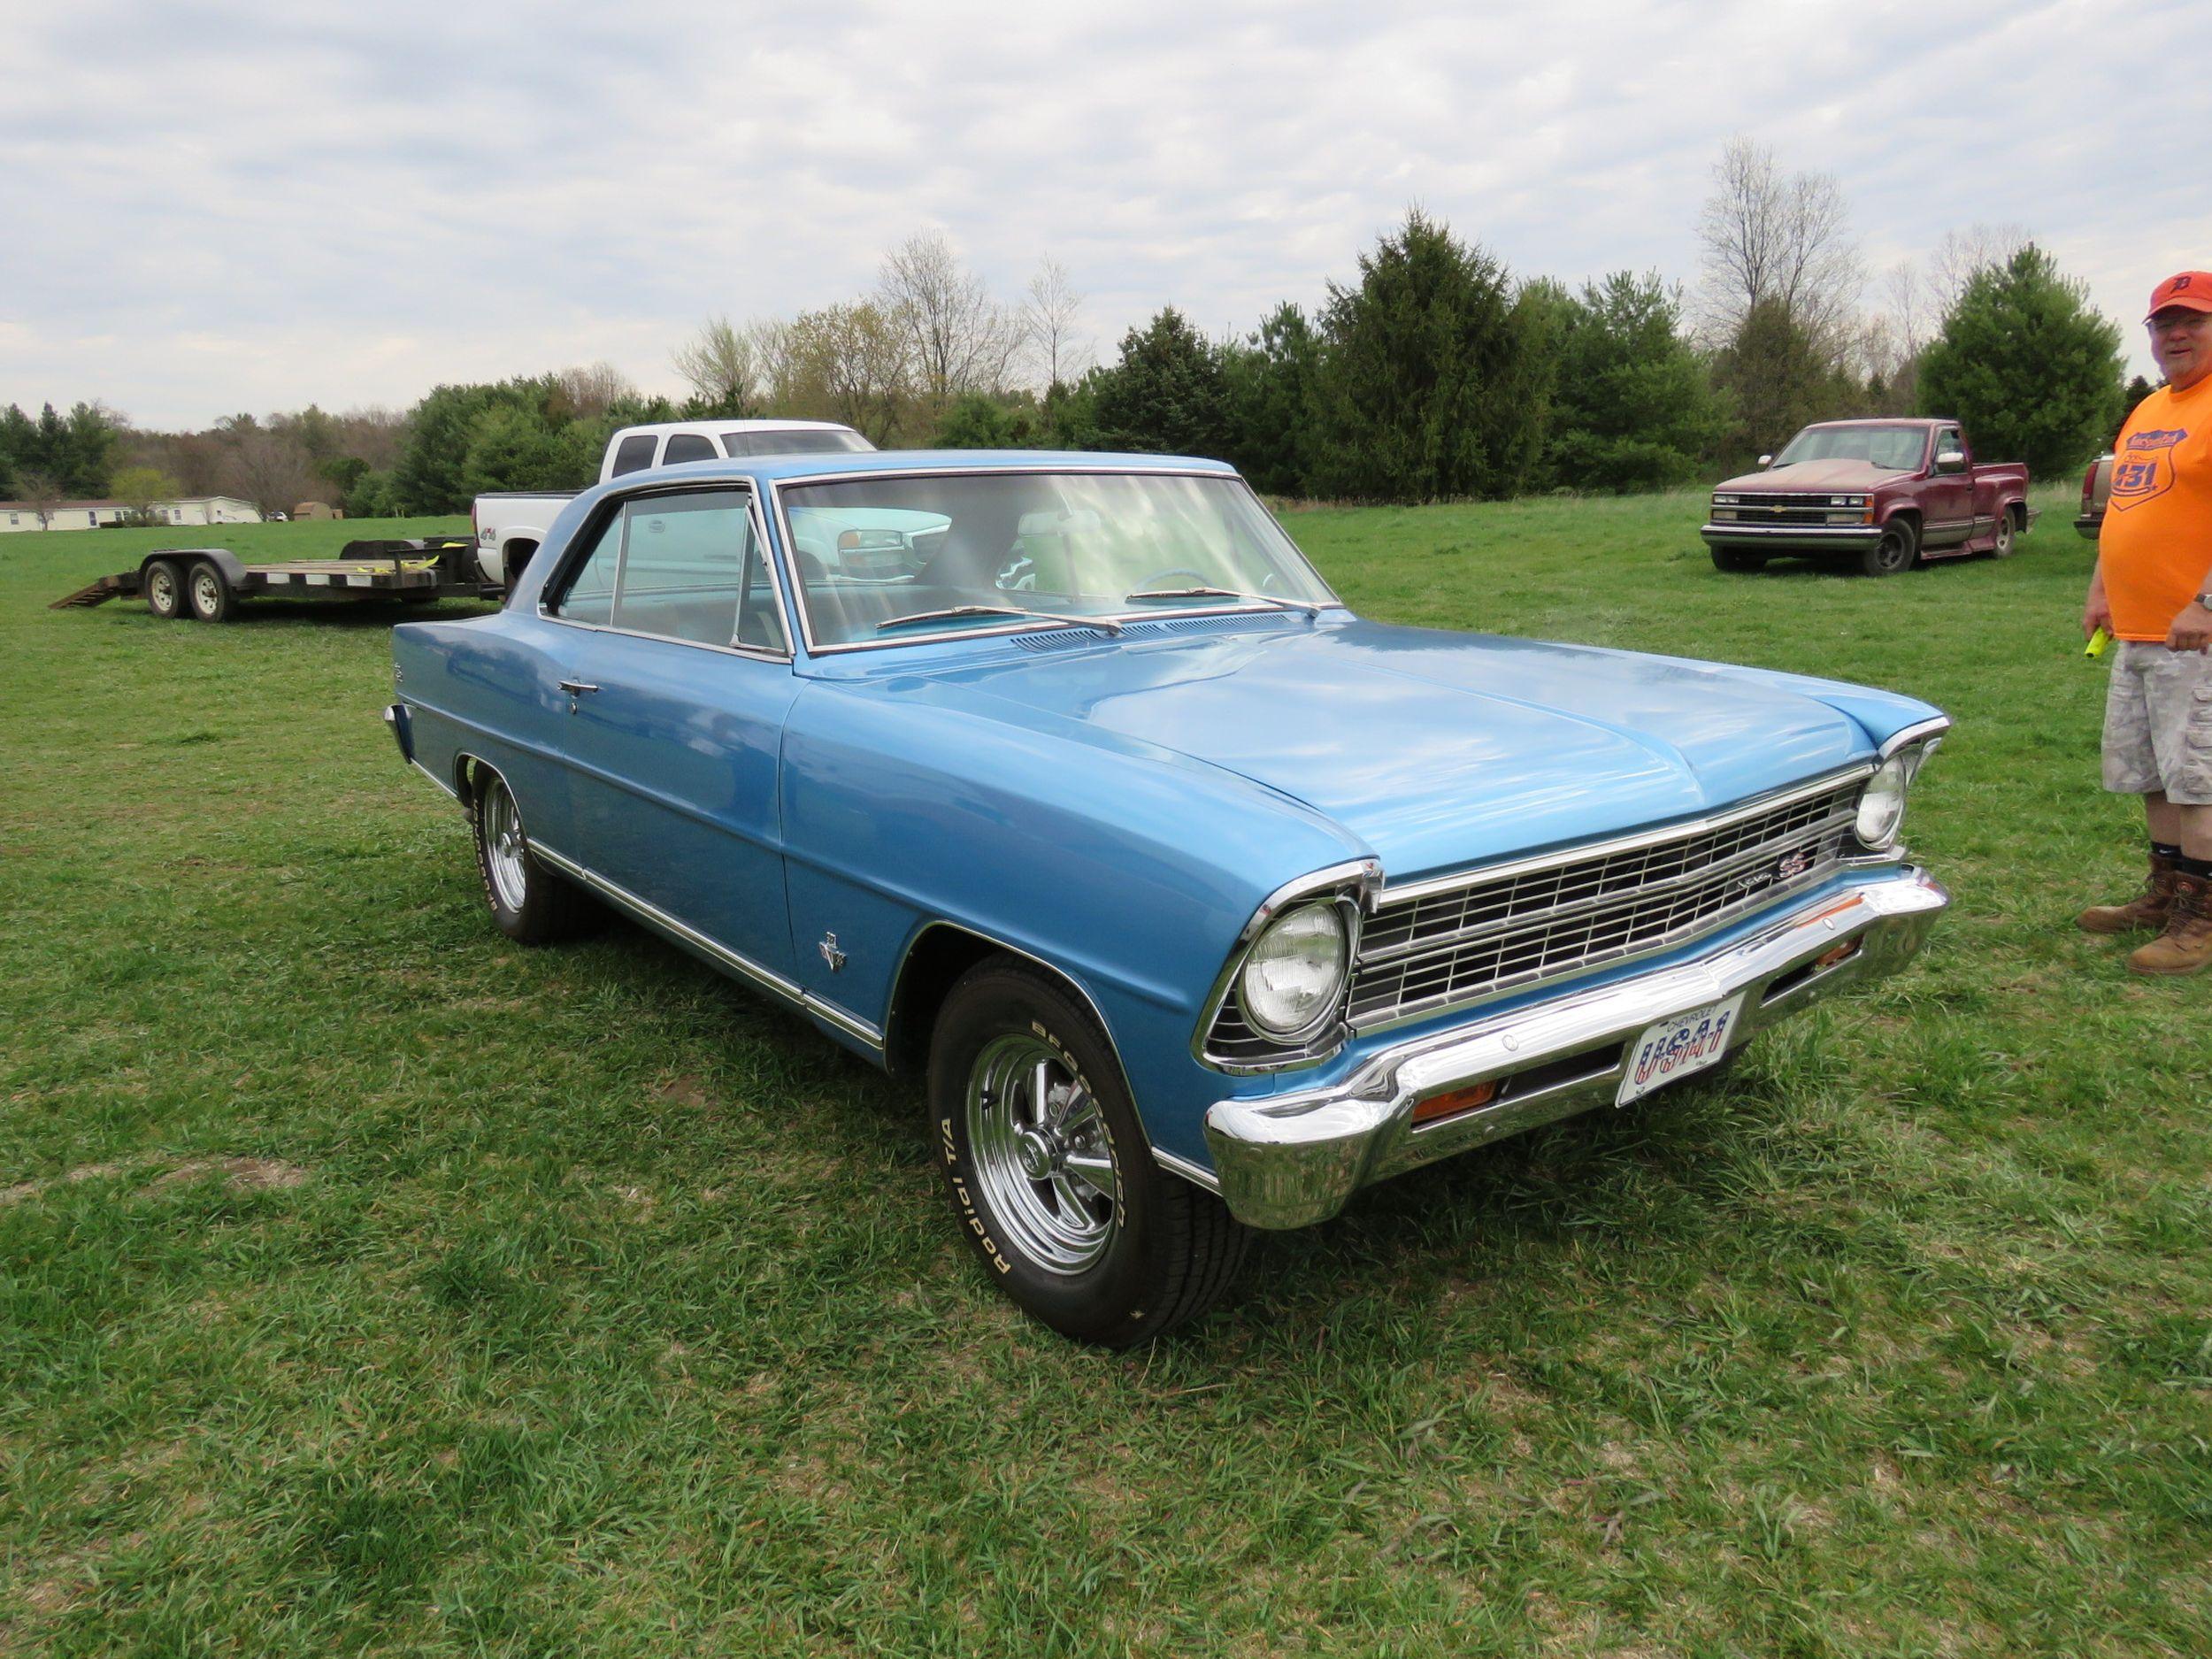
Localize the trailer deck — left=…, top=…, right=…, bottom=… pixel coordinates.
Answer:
left=52, top=538, right=499, bottom=619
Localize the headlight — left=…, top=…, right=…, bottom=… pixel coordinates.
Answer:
left=1854, top=753, right=1910, bottom=848
left=1829, top=494, right=1868, bottom=508
left=1713, top=494, right=1740, bottom=506
left=1239, top=902, right=1348, bottom=1039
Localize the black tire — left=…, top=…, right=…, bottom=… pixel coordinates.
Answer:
left=186, top=560, right=235, bottom=623
left=1709, top=546, right=1765, bottom=573
left=143, top=559, right=186, bottom=619
left=928, top=958, right=1248, bottom=1346
left=469, top=768, right=591, bottom=944
left=1987, top=507, right=2017, bottom=558
left=1861, top=518, right=1916, bottom=577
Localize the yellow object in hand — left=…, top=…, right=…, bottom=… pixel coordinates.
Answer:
left=2085, top=626, right=2111, bottom=657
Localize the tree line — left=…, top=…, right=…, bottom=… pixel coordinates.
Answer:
left=7, top=140, right=2143, bottom=523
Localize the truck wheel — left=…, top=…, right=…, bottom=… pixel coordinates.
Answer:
left=928, top=958, right=1248, bottom=1347
left=1709, top=547, right=1765, bottom=573
left=1987, top=509, right=2017, bottom=558
left=470, top=770, right=591, bottom=944
left=144, top=559, right=186, bottom=619
left=186, top=560, right=235, bottom=622
left=1861, top=519, right=1916, bottom=577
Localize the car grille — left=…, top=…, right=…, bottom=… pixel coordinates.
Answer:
left=1342, top=775, right=1863, bottom=1031
left=1717, top=494, right=1846, bottom=526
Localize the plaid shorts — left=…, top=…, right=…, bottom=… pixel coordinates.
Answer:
left=2103, top=641, right=2212, bottom=805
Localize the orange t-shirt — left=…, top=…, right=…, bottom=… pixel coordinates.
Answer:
left=2103, top=376, right=2212, bottom=641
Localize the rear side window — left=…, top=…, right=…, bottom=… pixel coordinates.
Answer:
left=609, top=434, right=657, bottom=477
left=663, top=433, right=717, bottom=465
left=722, top=429, right=872, bottom=457
left=553, top=513, right=624, bottom=626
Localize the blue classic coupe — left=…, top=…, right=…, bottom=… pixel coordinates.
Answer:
left=386, top=450, right=1950, bottom=1345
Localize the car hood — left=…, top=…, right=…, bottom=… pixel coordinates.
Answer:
left=1717, top=459, right=1910, bottom=492
left=902, top=618, right=1880, bottom=880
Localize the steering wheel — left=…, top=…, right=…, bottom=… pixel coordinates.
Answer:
left=1133, top=567, right=1214, bottom=591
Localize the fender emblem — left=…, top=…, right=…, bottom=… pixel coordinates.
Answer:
left=818, top=933, right=847, bottom=972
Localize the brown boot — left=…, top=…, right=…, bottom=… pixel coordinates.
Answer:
left=2129, top=872, right=2212, bottom=975
left=2078, top=851, right=2181, bottom=934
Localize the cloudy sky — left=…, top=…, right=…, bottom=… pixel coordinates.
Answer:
left=3, top=0, right=2198, bottom=431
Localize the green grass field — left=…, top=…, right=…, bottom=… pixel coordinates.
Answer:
left=3, top=497, right=2205, bottom=1657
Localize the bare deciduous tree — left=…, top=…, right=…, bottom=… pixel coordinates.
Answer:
left=1695, top=136, right=1863, bottom=354
left=16, top=470, right=63, bottom=529
left=878, top=232, right=1022, bottom=406
left=554, top=361, right=637, bottom=421
left=1023, top=257, right=1089, bottom=389
left=212, top=414, right=318, bottom=518
left=1927, top=222, right=2032, bottom=315
left=671, top=318, right=757, bottom=411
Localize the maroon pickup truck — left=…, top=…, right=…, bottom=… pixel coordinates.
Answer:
left=1702, top=418, right=2032, bottom=576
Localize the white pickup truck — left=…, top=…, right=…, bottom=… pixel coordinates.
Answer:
left=470, top=418, right=872, bottom=587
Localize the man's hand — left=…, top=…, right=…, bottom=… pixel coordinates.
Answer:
left=2084, top=582, right=2114, bottom=640
left=2167, top=599, right=2212, bottom=653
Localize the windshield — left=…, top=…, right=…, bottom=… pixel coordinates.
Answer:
left=778, top=471, right=1338, bottom=648
left=1772, top=425, right=1926, bottom=471
left=723, top=429, right=873, bottom=457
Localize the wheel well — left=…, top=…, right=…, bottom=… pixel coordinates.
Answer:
left=452, top=752, right=495, bottom=808
left=883, top=925, right=1119, bottom=1084
left=503, top=541, right=540, bottom=586
left=2005, top=501, right=2024, bottom=529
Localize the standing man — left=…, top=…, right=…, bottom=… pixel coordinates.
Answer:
left=2079, top=272, right=2212, bottom=973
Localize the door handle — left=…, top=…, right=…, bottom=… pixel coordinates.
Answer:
left=557, top=680, right=600, bottom=695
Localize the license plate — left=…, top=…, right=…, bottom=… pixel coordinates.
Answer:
left=1616, top=994, right=1746, bottom=1106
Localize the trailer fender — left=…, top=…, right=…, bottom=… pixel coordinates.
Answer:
left=143, top=547, right=248, bottom=591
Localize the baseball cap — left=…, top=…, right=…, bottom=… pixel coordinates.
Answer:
left=2147, top=272, right=2212, bottom=319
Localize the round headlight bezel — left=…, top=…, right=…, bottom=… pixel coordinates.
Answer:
left=1854, top=752, right=1910, bottom=849
left=1236, top=901, right=1351, bottom=1041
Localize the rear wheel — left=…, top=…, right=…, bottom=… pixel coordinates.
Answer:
left=186, top=560, right=235, bottom=622
left=928, top=958, right=1248, bottom=1346
left=1988, top=508, right=2017, bottom=558
left=1861, top=518, right=1916, bottom=577
left=469, top=770, right=591, bottom=943
left=1709, top=546, right=1765, bottom=573
left=143, top=559, right=186, bottom=618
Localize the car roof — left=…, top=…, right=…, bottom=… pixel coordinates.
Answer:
left=630, top=448, right=1242, bottom=485
left=1801, top=418, right=1947, bottom=429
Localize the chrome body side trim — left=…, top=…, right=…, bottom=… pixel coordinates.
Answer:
left=1203, top=866, right=1948, bottom=1231
left=411, top=758, right=459, bottom=801
left=530, top=842, right=885, bottom=1053
left=1151, top=1146, right=1223, bottom=1193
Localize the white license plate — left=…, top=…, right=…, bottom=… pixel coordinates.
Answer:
left=1616, top=994, right=1746, bottom=1106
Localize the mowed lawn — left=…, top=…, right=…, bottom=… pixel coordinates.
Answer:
left=2, top=496, right=2205, bottom=1657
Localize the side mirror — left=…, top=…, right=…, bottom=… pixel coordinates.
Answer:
left=1757, top=454, right=1773, bottom=469
left=1936, top=449, right=1967, bottom=472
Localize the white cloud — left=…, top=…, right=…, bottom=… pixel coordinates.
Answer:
left=1, top=0, right=2195, bottom=427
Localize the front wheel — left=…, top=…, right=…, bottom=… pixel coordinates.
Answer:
left=1861, top=519, right=1916, bottom=577
left=928, top=959, right=1248, bottom=1346
left=1988, top=509, right=2017, bottom=558
left=1709, top=546, right=1765, bottom=573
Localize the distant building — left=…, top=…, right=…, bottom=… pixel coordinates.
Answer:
left=0, top=496, right=263, bottom=533
left=291, top=500, right=343, bottom=520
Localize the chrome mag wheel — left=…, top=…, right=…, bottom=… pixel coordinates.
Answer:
left=482, top=780, right=531, bottom=914
left=964, top=1033, right=1118, bottom=1274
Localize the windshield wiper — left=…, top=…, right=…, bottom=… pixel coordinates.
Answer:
left=1124, top=586, right=1324, bottom=618
left=875, top=603, right=1122, bottom=636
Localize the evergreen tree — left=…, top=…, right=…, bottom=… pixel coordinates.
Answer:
left=1712, top=299, right=1854, bottom=463
left=1917, top=244, right=2123, bottom=479
left=1306, top=210, right=1548, bottom=503
left=2121, top=373, right=2156, bottom=426
left=1544, top=272, right=1727, bottom=491
left=1220, top=302, right=1322, bottom=495
left=1085, top=308, right=1232, bottom=457
left=929, top=394, right=1039, bottom=449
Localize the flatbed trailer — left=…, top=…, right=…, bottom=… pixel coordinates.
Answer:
left=50, top=537, right=499, bottom=622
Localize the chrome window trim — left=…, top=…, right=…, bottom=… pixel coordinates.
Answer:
left=1376, top=765, right=1871, bottom=907
left=1192, top=858, right=1382, bottom=1075
left=763, top=465, right=1344, bottom=657
left=531, top=841, right=884, bottom=1052
left=537, top=482, right=795, bottom=663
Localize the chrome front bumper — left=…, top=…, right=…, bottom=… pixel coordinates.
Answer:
left=1701, top=522, right=1881, bottom=550
left=1202, top=866, right=1947, bottom=1230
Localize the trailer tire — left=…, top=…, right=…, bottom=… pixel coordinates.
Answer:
left=186, top=560, right=236, bottom=623
left=144, top=559, right=187, bottom=619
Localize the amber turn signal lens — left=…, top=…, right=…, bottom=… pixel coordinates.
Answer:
left=1813, top=939, right=1861, bottom=972
left=1412, top=1079, right=1501, bottom=1126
